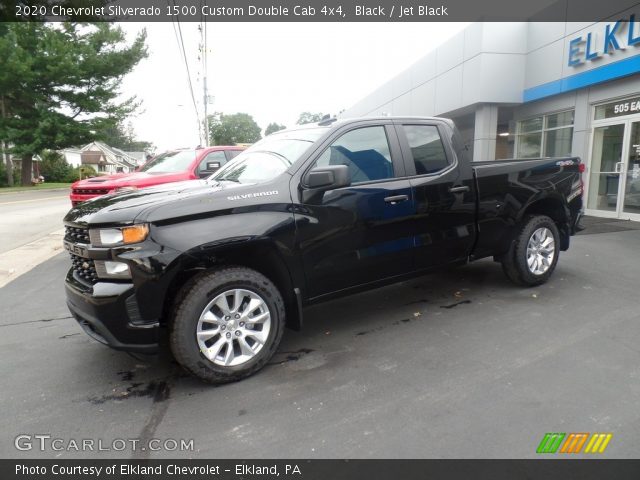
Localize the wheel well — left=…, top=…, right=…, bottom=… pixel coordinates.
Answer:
left=160, top=243, right=302, bottom=330
left=521, top=197, right=570, bottom=250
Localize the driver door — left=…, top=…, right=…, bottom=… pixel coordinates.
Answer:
left=293, top=123, right=416, bottom=299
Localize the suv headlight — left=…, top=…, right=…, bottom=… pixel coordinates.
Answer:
left=89, top=224, right=149, bottom=247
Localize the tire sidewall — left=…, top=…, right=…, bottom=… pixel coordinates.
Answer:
left=515, top=216, right=560, bottom=286
left=171, top=270, right=284, bottom=380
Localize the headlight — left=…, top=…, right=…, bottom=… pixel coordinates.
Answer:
left=89, top=224, right=149, bottom=246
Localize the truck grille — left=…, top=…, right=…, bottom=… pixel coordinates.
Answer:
left=70, top=253, right=98, bottom=284
left=73, top=188, right=109, bottom=195
left=65, top=226, right=90, bottom=244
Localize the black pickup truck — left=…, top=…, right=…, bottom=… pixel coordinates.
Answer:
left=63, top=117, right=584, bottom=383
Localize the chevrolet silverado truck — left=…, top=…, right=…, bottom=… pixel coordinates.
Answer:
left=63, top=117, right=584, bottom=383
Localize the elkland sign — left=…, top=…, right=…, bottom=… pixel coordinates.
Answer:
left=568, top=14, right=640, bottom=66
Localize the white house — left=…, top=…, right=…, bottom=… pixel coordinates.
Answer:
left=60, top=141, right=141, bottom=174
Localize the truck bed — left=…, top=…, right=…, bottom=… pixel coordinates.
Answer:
left=470, top=156, right=583, bottom=260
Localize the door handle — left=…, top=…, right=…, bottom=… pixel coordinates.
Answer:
left=448, top=185, right=470, bottom=193
left=614, top=162, right=624, bottom=174
left=384, top=194, right=409, bottom=204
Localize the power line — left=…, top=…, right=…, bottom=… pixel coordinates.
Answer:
left=200, top=4, right=210, bottom=146
left=168, top=0, right=202, bottom=144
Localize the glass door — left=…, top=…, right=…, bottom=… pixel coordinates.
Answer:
left=587, top=124, right=626, bottom=214
left=621, top=121, right=640, bottom=217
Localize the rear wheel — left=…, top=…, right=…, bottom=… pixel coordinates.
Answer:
left=170, top=266, right=285, bottom=384
left=501, top=215, right=560, bottom=287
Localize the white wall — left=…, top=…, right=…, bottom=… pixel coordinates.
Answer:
left=62, top=150, right=82, bottom=168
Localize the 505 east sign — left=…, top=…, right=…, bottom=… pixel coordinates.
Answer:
left=568, top=14, right=640, bottom=66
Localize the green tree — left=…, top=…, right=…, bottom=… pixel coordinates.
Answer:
left=39, top=150, right=74, bottom=183
left=0, top=22, right=147, bottom=186
left=296, top=112, right=324, bottom=125
left=99, top=120, right=154, bottom=152
left=208, top=113, right=262, bottom=146
left=265, top=122, right=286, bottom=136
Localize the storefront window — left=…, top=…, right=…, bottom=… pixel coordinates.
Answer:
left=544, top=128, right=573, bottom=157
left=520, top=117, right=543, bottom=133
left=518, top=132, right=543, bottom=158
left=515, top=110, right=574, bottom=158
left=546, top=111, right=574, bottom=129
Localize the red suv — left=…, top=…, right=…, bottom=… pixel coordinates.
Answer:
left=70, top=146, right=245, bottom=206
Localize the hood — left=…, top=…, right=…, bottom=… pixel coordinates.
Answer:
left=72, top=171, right=187, bottom=189
left=63, top=179, right=264, bottom=226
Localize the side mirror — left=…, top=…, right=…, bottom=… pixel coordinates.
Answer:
left=302, top=165, right=350, bottom=203
left=306, top=165, right=350, bottom=189
left=198, top=161, right=222, bottom=178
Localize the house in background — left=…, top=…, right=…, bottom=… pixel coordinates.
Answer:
left=124, top=151, right=148, bottom=167
left=60, top=141, right=141, bottom=174
left=8, top=154, right=42, bottom=181
left=60, top=148, right=82, bottom=168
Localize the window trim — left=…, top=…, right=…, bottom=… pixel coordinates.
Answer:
left=301, top=124, right=405, bottom=188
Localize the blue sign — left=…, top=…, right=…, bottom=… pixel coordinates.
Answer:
left=568, top=14, right=640, bottom=67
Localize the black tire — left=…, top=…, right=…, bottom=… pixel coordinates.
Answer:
left=170, top=266, right=285, bottom=384
left=501, top=215, right=560, bottom=287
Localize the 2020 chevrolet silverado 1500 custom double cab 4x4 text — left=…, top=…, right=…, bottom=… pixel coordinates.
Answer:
left=63, top=117, right=584, bottom=383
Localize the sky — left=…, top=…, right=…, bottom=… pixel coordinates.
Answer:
left=119, top=22, right=469, bottom=152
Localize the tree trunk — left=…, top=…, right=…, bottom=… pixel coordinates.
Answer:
left=0, top=95, right=13, bottom=186
left=3, top=142, right=13, bottom=187
left=21, top=153, right=33, bottom=186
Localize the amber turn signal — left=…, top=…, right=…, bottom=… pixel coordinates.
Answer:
left=122, top=224, right=149, bottom=244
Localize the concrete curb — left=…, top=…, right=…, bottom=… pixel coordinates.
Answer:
left=0, top=187, right=70, bottom=196
left=0, top=228, right=65, bottom=288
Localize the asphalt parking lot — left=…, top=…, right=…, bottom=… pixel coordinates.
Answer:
left=1, top=222, right=639, bottom=459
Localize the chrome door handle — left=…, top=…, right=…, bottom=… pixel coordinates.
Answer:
left=448, top=185, right=470, bottom=193
left=384, top=194, right=409, bottom=204
left=615, top=162, right=624, bottom=173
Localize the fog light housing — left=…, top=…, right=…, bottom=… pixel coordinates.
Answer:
left=95, top=260, right=131, bottom=279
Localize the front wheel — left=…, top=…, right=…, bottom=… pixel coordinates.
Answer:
left=170, top=266, right=285, bottom=384
left=501, top=215, right=560, bottom=287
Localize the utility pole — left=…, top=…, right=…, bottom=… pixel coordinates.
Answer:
left=201, top=21, right=210, bottom=146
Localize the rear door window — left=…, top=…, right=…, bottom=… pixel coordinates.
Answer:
left=225, top=150, right=243, bottom=161
left=402, top=125, right=449, bottom=175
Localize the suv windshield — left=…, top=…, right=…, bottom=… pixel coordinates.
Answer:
left=211, top=128, right=327, bottom=184
left=140, top=150, right=196, bottom=174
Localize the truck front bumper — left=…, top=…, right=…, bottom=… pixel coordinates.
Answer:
left=65, top=269, right=159, bottom=353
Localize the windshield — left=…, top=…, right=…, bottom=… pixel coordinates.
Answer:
left=211, top=127, right=327, bottom=184
left=140, top=150, right=196, bottom=173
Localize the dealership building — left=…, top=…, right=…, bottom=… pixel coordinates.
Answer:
left=341, top=14, right=640, bottom=221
